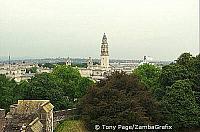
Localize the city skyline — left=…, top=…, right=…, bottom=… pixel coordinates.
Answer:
left=0, top=0, right=199, bottom=61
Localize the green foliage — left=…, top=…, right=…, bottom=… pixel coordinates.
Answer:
left=160, top=53, right=195, bottom=87
left=57, top=62, right=66, bottom=66
left=23, top=73, right=69, bottom=110
left=157, top=53, right=200, bottom=129
left=0, top=65, right=93, bottom=111
left=38, top=63, right=56, bottom=69
left=0, top=75, right=17, bottom=111
left=22, top=65, right=93, bottom=110
left=52, top=65, right=93, bottom=100
left=159, top=64, right=191, bottom=87
left=133, top=64, right=161, bottom=91
left=191, top=54, right=200, bottom=105
left=79, top=72, right=161, bottom=131
left=133, top=64, right=164, bottom=100
left=176, top=53, right=194, bottom=67
left=26, top=67, right=37, bottom=73
left=132, top=53, right=200, bottom=129
left=71, top=63, right=87, bottom=68
left=159, top=53, right=200, bottom=105
left=161, top=80, right=200, bottom=129
left=14, top=81, right=30, bottom=100
left=53, top=65, right=81, bottom=81
left=1, top=52, right=200, bottom=130
left=55, top=120, right=87, bottom=132
left=42, top=63, right=56, bottom=69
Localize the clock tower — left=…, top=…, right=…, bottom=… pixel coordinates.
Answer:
left=101, top=33, right=109, bottom=68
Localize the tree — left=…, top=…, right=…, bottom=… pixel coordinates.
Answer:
left=133, top=64, right=164, bottom=100
left=0, top=75, right=17, bottom=111
left=71, top=63, right=87, bottom=68
left=191, top=54, right=200, bottom=106
left=159, top=64, right=190, bottom=87
left=26, top=67, right=37, bottom=73
left=133, top=64, right=161, bottom=91
left=21, top=65, right=93, bottom=110
left=52, top=65, right=81, bottom=81
left=79, top=72, right=161, bottom=131
left=161, top=80, right=200, bottom=129
left=14, top=80, right=30, bottom=100
left=22, top=73, right=68, bottom=110
left=176, top=53, right=194, bottom=67
left=0, top=65, right=93, bottom=111
left=160, top=53, right=200, bottom=106
left=52, top=65, right=93, bottom=101
left=42, top=63, right=56, bottom=69
left=57, top=62, right=66, bottom=66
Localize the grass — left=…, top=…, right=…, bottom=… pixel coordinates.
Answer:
left=55, top=120, right=87, bottom=132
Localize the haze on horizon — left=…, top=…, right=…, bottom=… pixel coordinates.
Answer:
left=0, top=0, right=199, bottom=61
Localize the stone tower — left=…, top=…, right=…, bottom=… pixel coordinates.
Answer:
left=101, top=33, right=109, bottom=68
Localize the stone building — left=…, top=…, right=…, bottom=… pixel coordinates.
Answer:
left=3, top=100, right=54, bottom=132
left=79, top=33, right=112, bottom=81
left=0, top=63, right=37, bottom=83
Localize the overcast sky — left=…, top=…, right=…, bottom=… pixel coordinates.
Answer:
left=0, top=0, right=199, bottom=61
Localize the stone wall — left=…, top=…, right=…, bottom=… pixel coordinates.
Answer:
left=0, top=109, right=6, bottom=131
left=53, top=108, right=78, bottom=129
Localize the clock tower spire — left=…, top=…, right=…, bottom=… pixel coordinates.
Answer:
left=101, top=33, right=109, bottom=68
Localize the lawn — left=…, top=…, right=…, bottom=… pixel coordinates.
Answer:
left=55, top=120, right=87, bottom=132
